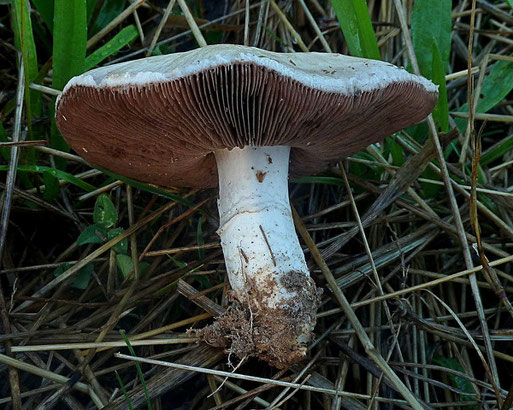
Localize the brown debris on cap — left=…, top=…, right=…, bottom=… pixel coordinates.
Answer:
left=56, top=45, right=438, bottom=188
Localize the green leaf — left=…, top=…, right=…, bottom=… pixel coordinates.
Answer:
left=420, top=167, right=442, bottom=199
left=116, top=254, right=148, bottom=277
left=480, top=134, right=513, bottom=166
left=87, top=0, right=98, bottom=23
left=52, top=0, right=87, bottom=168
left=107, top=227, right=127, bottom=254
left=411, top=0, right=451, bottom=78
left=32, top=0, right=54, bottom=31
left=54, top=262, right=94, bottom=290
left=42, top=171, right=60, bottom=201
left=11, top=0, right=42, bottom=127
left=506, top=0, right=513, bottom=10
left=85, top=25, right=138, bottom=70
left=431, top=40, right=449, bottom=132
left=385, top=137, right=404, bottom=167
left=116, top=254, right=133, bottom=278
left=477, top=58, right=513, bottom=113
left=73, top=263, right=94, bottom=289
left=453, top=58, right=513, bottom=134
left=77, top=224, right=108, bottom=245
left=330, top=0, right=380, bottom=60
left=90, top=0, right=126, bottom=36
left=52, top=0, right=87, bottom=91
left=0, top=165, right=96, bottom=191
left=433, top=355, right=478, bottom=408
left=94, top=194, right=118, bottom=228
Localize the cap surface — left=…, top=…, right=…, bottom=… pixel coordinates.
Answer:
left=56, top=44, right=438, bottom=188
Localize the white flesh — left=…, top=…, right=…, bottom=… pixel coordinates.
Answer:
left=215, top=146, right=309, bottom=310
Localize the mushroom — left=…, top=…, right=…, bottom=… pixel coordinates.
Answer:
left=56, top=44, right=438, bottom=368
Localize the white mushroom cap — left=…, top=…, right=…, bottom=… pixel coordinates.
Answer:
left=56, top=44, right=438, bottom=188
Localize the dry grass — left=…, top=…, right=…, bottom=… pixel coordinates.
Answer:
left=1, top=0, right=513, bottom=409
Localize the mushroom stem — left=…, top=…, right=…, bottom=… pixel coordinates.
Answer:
left=207, top=146, right=320, bottom=367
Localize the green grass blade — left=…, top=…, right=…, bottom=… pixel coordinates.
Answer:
left=90, top=0, right=126, bottom=36
left=52, top=0, right=87, bottom=90
left=31, top=0, right=54, bottom=32
left=331, top=0, right=380, bottom=60
left=97, top=167, right=194, bottom=206
left=0, top=165, right=96, bottom=192
left=85, top=25, right=138, bottom=70
left=431, top=40, right=448, bottom=132
left=480, top=134, right=513, bottom=166
left=411, top=0, right=452, bottom=78
left=115, top=371, right=134, bottom=410
left=120, top=330, right=153, bottom=410
left=293, top=176, right=345, bottom=186
left=11, top=0, right=42, bottom=125
left=51, top=0, right=87, bottom=167
left=87, top=0, right=99, bottom=23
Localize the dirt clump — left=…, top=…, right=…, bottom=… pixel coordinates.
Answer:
left=193, top=271, right=322, bottom=368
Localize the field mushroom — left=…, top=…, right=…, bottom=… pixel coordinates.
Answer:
left=56, top=44, right=438, bottom=368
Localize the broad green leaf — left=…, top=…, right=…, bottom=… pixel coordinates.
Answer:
left=42, top=171, right=60, bottom=201
left=0, top=165, right=96, bottom=191
left=107, top=227, right=128, bottom=254
left=77, top=224, right=108, bottom=245
left=94, top=194, right=118, bottom=228
left=90, top=0, right=126, bottom=36
left=385, top=137, right=404, bottom=167
left=116, top=255, right=149, bottom=278
left=116, top=254, right=133, bottom=277
left=454, top=58, right=513, bottom=133
left=431, top=40, right=449, bottom=132
left=480, top=134, right=513, bottom=166
left=32, top=0, right=54, bottom=31
left=433, top=356, right=478, bottom=409
left=477, top=58, right=513, bottom=113
left=54, top=262, right=94, bottom=289
left=411, top=0, right=452, bottom=78
left=420, top=167, right=442, bottom=199
left=506, top=0, right=513, bottom=10
left=85, top=25, right=138, bottom=70
left=72, top=263, right=94, bottom=289
left=331, top=0, right=380, bottom=60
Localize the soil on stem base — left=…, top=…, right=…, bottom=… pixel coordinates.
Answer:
left=193, top=270, right=322, bottom=368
